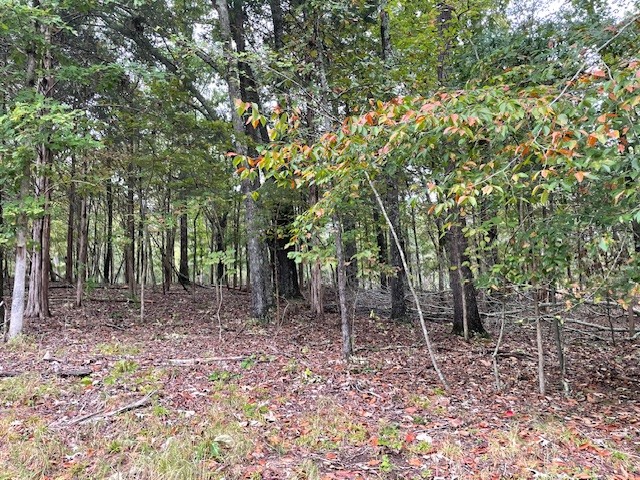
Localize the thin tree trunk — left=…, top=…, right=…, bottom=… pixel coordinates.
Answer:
left=9, top=173, right=30, bottom=339
left=309, top=186, right=324, bottom=317
left=125, top=162, right=136, bottom=298
left=387, top=178, right=406, bottom=321
left=534, top=289, right=546, bottom=395
left=66, top=156, right=76, bottom=284
left=179, top=212, right=190, bottom=286
left=373, top=208, right=388, bottom=288
left=334, top=214, right=352, bottom=360
left=26, top=144, right=52, bottom=319
left=274, top=206, right=301, bottom=298
left=343, top=214, right=358, bottom=290
left=75, top=187, right=88, bottom=307
left=104, top=179, right=113, bottom=284
left=445, top=216, right=485, bottom=336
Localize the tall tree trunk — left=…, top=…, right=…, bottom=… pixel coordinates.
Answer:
left=26, top=20, right=54, bottom=319
left=268, top=0, right=284, bottom=50
left=379, top=0, right=392, bottom=62
left=179, top=212, right=190, bottom=286
left=0, top=189, right=4, bottom=333
left=387, top=178, right=407, bottom=321
left=309, top=186, right=324, bottom=317
left=373, top=208, right=388, bottom=288
left=26, top=144, right=52, bottom=319
left=216, top=0, right=272, bottom=319
left=104, top=179, right=113, bottom=283
left=343, top=214, right=358, bottom=290
left=445, top=217, right=486, bottom=336
left=66, top=156, right=76, bottom=284
left=334, top=214, right=352, bottom=360
left=274, top=206, right=301, bottom=298
left=216, top=212, right=227, bottom=284
left=9, top=18, right=37, bottom=338
left=75, top=187, right=88, bottom=307
left=9, top=173, right=30, bottom=339
left=124, top=162, right=136, bottom=298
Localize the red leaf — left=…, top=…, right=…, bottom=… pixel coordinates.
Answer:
left=504, top=410, right=515, bottom=417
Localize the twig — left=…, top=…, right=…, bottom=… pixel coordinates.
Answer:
left=366, top=171, right=449, bottom=391
left=167, top=356, right=246, bottom=366
left=549, top=13, right=640, bottom=106
left=66, top=390, right=156, bottom=426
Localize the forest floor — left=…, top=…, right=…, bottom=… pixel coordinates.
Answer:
left=1, top=286, right=639, bottom=480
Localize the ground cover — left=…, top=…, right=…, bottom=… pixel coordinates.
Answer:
left=1, top=286, right=639, bottom=479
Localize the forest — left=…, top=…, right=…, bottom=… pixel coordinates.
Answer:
left=1, top=0, right=639, bottom=478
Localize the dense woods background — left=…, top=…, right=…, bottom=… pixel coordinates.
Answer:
left=1, top=0, right=640, bottom=478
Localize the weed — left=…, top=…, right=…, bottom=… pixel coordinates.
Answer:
left=96, top=342, right=140, bottom=356
left=0, top=374, right=59, bottom=407
left=208, top=370, right=240, bottom=383
left=282, top=358, right=298, bottom=374
left=4, top=334, right=37, bottom=353
left=379, top=454, right=394, bottom=473
left=377, top=422, right=403, bottom=451
left=241, top=355, right=256, bottom=369
left=407, top=394, right=431, bottom=410
left=295, top=398, right=368, bottom=451
left=293, top=459, right=320, bottom=480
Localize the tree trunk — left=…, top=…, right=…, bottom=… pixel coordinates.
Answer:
left=9, top=174, right=30, bottom=339
left=386, top=178, right=407, bottom=321
left=26, top=20, right=54, bottom=319
left=274, top=206, right=301, bottom=298
left=104, top=179, right=113, bottom=283
left=0, top=189, right=3, bottom=333
left=124, top=162, right=136, bottom=298
left=26, top=144, right=52, bottom=319
left=309, top=186, right=324, bottom=317
left=66, top=156, right=76, bottom=284
left=75, top=190, right=88, bottom=307
left=445, top=218, right=486, bottom=336
left=216, top=0, right=272, bottom=319
left=373, top=207, right=388, bottom=288
left=343, top=214, right=358, bottom=290
left=268, top=0, right=284, bottom=50
left=216, top=212, right=227, bottom=284
left=179, top=212, right=190, bottom=286
left=334, top=214, right=352, bottom=360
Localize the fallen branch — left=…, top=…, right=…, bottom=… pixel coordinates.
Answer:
left=167, top=356, right=245, bottom=366
left=67, top=390, right=156, bottom=426
left=0, top=368, right=92, bottom=378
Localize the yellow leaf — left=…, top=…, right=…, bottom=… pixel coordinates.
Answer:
left=574, top=171, right=586, bottom=183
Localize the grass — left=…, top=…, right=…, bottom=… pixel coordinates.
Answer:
left=0, top=374, right=60, bottom=407
left=295, top=397, right=369, bottom=451
left=95, top=341, right=141, bottom=356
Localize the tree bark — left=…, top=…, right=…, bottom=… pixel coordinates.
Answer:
left=216, top=0, right=272, bottom=319
left=179, top=212, right=190, bottom=286
left=25, top=20, right=54, bottom=319
left=9, top=173, right=30, bottom=339
left=343, top=214, right=358, bottom=290
left=274, top=206, right=301, bottom=298
left=373, top=207, right=388, bottom=288
left=104, top=179, right=113, bottom=283
left=386, top=178, right=407, bottom=321
left=445, top=218, right=486, bottom=336
left=334, top=214, right=352, bottom=360
left=75, top=188, right=88, bottom=307
left=268, top=0, right=284, bottom=50
left=26, top=144, right=52, bottom=319
left=66, top=156, right=76, bottom=284
left=124, top=162, right=136, bottom=298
